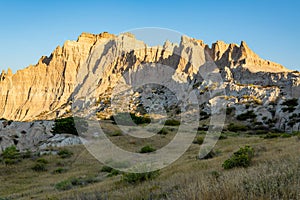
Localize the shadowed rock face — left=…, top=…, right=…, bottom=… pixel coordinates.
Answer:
left=0, top=32, right=299, bottom=132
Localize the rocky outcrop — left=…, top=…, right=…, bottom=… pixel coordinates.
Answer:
left=0, top=32, right=115, bottom=121
left=0, top=32, right=299, bottom=133
left=0, top=120, right=81, bottom=154
left=206, top=40, right=290, bottom=73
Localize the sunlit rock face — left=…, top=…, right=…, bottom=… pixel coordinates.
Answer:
left=0, top=32, right=299, bottom=131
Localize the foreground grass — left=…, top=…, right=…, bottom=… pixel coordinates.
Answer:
left=0, top=128, right=299, bottom=199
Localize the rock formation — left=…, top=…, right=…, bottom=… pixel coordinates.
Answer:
left=0, top=32, right=299, bottom=134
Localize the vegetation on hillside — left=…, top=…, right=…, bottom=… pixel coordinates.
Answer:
left=0, top=121, right=299, bottom=200
left=51, top=117, right=88, bottom=135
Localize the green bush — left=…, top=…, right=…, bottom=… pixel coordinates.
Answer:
left=222, top=146, right=254, bottom=169
left=107, top=169, right=120, bottom=177
left=280, top=133, right=292, bottom=138
left=21, top=150, right=32, bottom=159
left=100, top=165, right=120, bottom=176
left=165, top=119, right=180, bottom=126
left=122, top=170, right=159, bottom=184
left=111, top=130, right=123, bottom=136
left=157, top=127, right=169, bottom=135
left=219, top=134, right=228, bottom=140
left=237, top=110, right=257, bottom=121
left=55, top=180, right=73, bottom=190
left=52, top=117, right=88, bottom=135
left=210, top=170, right=221, bottom=179
left=227, top=123, right=248, bottom=132
left=140, top=145, right=156, bottom=153
left=101, top=165, right=113, bottom=173
left=55, top=176, right=98, bottom=191
left=111, top=113, right=151, bottom=125
left=36, top=158, right=48, bottom=164
left=263, top=133, right=281, bottom=139
left=193, top=136, right=204, bottom=145
left=58, top=149, right=73, bottom=158
left=254, top=129, right=269, bottom=135
left=292, top=131, right=300, bottom=136
left=32, top=162, right=47, bottom=172
left=1, top=146, right=20, bottom=165
left=52, top=167, right=68, bottom=174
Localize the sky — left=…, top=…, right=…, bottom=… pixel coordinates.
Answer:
left=0, top=0, right=299, bottom=73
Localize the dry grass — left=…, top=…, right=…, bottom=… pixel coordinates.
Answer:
left=0, top=125, right=299, bottom=200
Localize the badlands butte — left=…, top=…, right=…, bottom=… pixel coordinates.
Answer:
left=0, top=32, right=300, bottom=152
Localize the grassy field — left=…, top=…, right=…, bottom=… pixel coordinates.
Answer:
left=0, top=123, right=299, bottom=200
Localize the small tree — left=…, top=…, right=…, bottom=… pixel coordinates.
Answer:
left=2, top=146, right=20, bottom=165
left=51, top=117, right=87, bottom=135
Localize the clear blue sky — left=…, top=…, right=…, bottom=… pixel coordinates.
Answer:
left=0, top=0, right=299, bottom=73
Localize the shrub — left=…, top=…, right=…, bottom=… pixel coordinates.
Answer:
left=282, top=106, right=296, bottom=113
left=199, top=149, right=217, bottom=160
left=226, top=107, right=235, bottom=115
left=237, top=110, right=257, bottom=121
left=111, top=113, right=151, bottom=125
left=219, top=134, right=228, bottom=140
left=200, top=111, right=210, bottom=120
left=255, top=130, right=269, bottom=135
left=210, top=170, right=221, bottom=179
left=197, top=125, right=208, bottom=131
left=262, top=116, right=268, bottom=121
left=157, top=127, right=169, bottom=135
left=100, top=165, right=120, bottom=176
left=36, top=158, right=48, bottom=164
left=55, top=180, right=73, bottom=190
left=227, top=123, right=247, bottom=132
left=55, top=177, right=98, bottom=191
left=21, top=150, right=32, bottom=159
left=281, top=98, right=298, bottom=107
left=53, top=167, right=68, bottom=174
left=222, top=145, right=254, bottom=169
left=292, top=131, right=300, bottom=136
left=1, top=146, right=20, bottom=165
left=164, top=119, right=180, bottom=126
left=253, top=121, right=263, bottom=126
left=263, top=133, right=281, bottom=139
left=58, top=149, right=73, bottom=158
left=32, top=162, right=47, bottom=172
left=122, top=170, right=159, bottom=184
left=193, top=136, right=204, bottom=145
left=281, top=98, right=298, bottom=113
left=107, top=169, right=120, bottom=177
left=140, top=145, right=156, bottom=153
left=111, top=130, right=123, bottom=136
left=280, top=133, right=292, bottom=138
left=101, top=165, right=113, bottom=173
left=51, top=117, right=88, bottom=135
